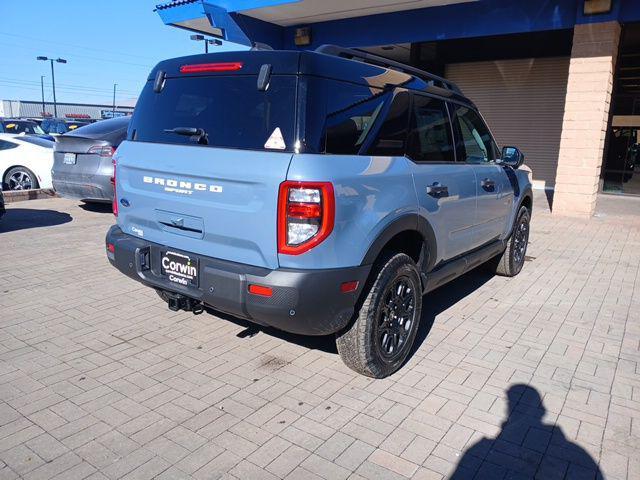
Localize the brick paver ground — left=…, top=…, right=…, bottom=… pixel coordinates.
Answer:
left=0, top=193, right=638, bottom=480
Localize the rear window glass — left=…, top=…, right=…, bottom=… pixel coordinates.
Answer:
left=68, top=117, right=129, bottom=136
left=130, top=75, right=296, bottom=152
left=18, top=137, right=54, bottom=148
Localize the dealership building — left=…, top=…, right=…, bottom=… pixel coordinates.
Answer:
left=156, top=0, right=640, bottom=216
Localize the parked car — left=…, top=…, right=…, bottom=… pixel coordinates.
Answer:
left=41, top=118, right=91, bottom=135
left=0, top=134, right=54, bottom=190
left=106, top=47, right=532, bottom=378
left=0, top=188, right=5, bottom=220
left=52, top=117, right=129, bottom=204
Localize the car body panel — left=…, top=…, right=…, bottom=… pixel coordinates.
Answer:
left=281, top=154, right=417, bottom=269
left=114, top=140, right=293, bottom=270
left=52, top=118, right=129, bottom=202
left=471, top=163, right=516, bottom=248
left=408, top=162, right=478, bottom=264
left=0, top=134, right=54, bottom=190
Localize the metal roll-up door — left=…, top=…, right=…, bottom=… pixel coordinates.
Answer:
left=446, top=57, right=570, bottom=190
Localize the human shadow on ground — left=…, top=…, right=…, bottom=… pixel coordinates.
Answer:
left=450, top=384, right=603, bottom=479
left=0, top=208, right=72, bottom=233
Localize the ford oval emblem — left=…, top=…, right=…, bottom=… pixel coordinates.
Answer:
left=120, top=198, right=130, bottom=207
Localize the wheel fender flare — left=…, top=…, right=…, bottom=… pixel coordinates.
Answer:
left=519, top=187, right=533, bottom=214
left=361, top=214, right=437, bottom=274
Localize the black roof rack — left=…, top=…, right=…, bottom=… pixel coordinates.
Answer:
left=316, top=44, right=463, bottom=95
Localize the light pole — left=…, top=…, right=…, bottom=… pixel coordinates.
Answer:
left=112, top=83, right=117, bottom=117
left=40, top=76, right=46, bottom=118
left=37, top=56, right=67, bottom=117
left=190, top=34, right=222, bottom=53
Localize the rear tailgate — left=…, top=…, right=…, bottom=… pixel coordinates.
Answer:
left=116, top=141, right=292, bottom=270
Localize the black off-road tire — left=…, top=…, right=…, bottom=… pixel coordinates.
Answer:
left=488, top=206, right=531, bottom=277
left=336, top=253, right=422, bottom=378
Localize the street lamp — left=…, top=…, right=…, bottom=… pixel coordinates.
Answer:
left=37, top=56, right=67, bottom=117
left=40, top=76, right=46, bottom=117
left=190, top=34, right=222, bottom=53
left=112, top=83, right=117, bottom=117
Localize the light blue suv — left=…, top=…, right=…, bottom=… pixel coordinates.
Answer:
left=106, top=46, right=532, bottom=378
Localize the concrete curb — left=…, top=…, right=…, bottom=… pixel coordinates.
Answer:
left=3, top=189, right=58, bottom=203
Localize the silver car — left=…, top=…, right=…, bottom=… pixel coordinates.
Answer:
left=52, top=116, right=130, bottom=203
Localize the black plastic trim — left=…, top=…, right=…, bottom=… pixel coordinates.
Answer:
left=106, top=225, right=370, bottom=336
left=361, top=214, right=437, bottom=273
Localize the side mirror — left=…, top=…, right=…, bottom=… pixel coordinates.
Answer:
left=500, top=146, right=525, bottom=168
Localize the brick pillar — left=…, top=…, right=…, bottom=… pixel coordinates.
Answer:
left=553, top=22, right=621, bottom=217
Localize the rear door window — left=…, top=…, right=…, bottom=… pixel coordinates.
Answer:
left=130, top=75, right=296, bottom=152
left=406, top=94, right=454, bottom=163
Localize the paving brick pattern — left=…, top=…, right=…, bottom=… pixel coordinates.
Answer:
left=0, top=194, right=638, bottom=479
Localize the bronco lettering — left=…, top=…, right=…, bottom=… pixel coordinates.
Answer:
left=143, top=176, right=223, bottom=194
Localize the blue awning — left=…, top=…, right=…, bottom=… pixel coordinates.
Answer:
left=154, top=0, right=298, bottom=46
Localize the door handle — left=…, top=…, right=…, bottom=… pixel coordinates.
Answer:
left=481, top=178, right=495, bottom=190
left=426, top=183, right=448, bottom=197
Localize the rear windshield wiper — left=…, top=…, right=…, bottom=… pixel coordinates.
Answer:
left=163, top=127, right=208, bottom=145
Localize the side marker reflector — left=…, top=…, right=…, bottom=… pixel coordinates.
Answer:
left=340, top=281, right=359, bottom=293
left=248, top=284, right=273, bottom=297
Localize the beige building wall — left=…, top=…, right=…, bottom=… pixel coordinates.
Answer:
left=553, top=22, right=621, bottom=217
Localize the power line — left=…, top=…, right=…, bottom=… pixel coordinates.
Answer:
left=0, top=77, right=140, bottom=95
left=0, top=82, right=136, bottom=102
left=0, top=31, right=159, bottom=62
left=0, top=41, right=154, bottom=69
left=0, top=83, right=139, bottom=99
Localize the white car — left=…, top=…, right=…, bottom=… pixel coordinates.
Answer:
left=0, top=133, right=54, bottom=191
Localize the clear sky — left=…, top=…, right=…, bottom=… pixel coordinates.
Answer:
left=0, top=1, right=244, bottom=107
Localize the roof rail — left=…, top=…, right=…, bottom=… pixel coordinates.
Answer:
left=315, top=44, right=462, bottom=95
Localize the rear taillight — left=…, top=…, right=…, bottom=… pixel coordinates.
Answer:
left=111, top=158, right=117, bottom=217
left=278, top=181, right=334, bottom=255
left=87, top=145, right=115, bottom=157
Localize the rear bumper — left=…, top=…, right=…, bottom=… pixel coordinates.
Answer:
left=106, top=225, right=371, bottom=335
left=52, top=173, right=113, bottom=202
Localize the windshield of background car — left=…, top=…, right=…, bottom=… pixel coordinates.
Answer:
left=129, top=75, right=297, bottom=152
left=2, top=121, right=45, bottom=135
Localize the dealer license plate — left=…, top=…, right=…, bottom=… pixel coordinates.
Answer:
left=160, top=251, right=198, bottom=286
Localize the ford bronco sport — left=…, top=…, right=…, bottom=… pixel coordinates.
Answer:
left=106, top=46, right=532, bottom=378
